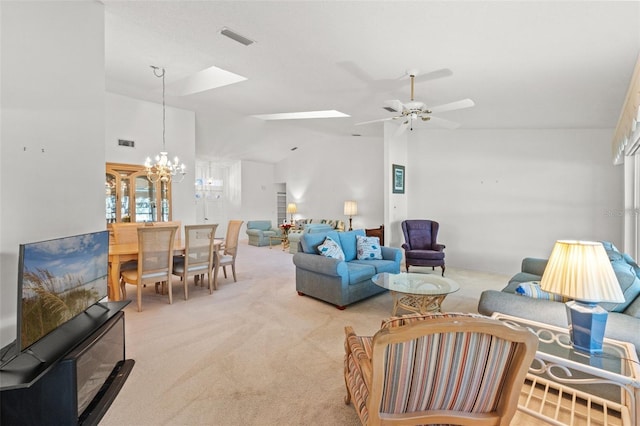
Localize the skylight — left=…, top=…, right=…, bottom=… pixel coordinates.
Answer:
left=166, top=65, right=247, bottom=96
left=252, top=110, right=350, bottom=120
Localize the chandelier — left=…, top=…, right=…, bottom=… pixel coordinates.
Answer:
left=145, top=66, right=186, bottom=184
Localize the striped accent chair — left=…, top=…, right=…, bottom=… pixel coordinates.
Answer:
left=343, top=313, right=538, bottom=426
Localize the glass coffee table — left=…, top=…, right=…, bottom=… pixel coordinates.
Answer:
left=372, top=272, right=459, bottom=315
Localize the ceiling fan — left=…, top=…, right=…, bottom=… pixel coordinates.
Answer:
left=355, top=70, right=475, bottom=134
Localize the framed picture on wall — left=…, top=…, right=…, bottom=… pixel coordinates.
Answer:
left=392, top=164, right=405, bottom=194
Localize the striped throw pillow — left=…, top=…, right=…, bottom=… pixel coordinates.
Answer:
left=516, top=281, right=567, bottom=302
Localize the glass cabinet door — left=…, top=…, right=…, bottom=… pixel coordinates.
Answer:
left=105, top=162, right=172, bottom=226
left=160, top=181, right=171, bottom=222
left=120, top=177, right=131, bottom=222
left=105, top=172, right=117, bottom=223
left=134, top=175, right=155, bottom=223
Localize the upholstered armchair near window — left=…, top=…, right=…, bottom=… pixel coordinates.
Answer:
left=344, top=313, right=538, bottom=426
left=401, top=219, right=446, bottom=276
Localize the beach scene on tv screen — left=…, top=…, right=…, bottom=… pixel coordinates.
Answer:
left=20, top=231, right=109, bottom=350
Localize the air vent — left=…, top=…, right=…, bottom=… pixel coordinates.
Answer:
left=118, top=139, right=135, bottom=148
left=383, top=106, right=397, bottom=112
left=220, top=27, right=255, bottom=46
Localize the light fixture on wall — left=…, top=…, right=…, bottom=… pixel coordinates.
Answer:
left=539, top=240, right=625, bottom=353
left=344, top=200, right=358, bottom=231
left=145, top=66, right=186, bottom=184
left=286, top=203, right=297, bottom=223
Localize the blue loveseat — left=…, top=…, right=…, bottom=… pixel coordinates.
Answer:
left=292, top=229, right=402, bottom=309
left=245, top=220, right=282, bottom=247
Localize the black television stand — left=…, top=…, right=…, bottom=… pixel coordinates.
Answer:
left=1, top=301, right=133, bottom=425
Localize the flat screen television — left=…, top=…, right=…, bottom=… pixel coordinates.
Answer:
left=17, top=230, right=110, bottom=354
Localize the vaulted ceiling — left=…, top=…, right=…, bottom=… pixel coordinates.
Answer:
left=103, top=1, right=640, bottom=163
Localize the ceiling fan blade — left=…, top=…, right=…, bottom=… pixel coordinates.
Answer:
left=337, top=61, right=374, bottom=83
left=384, top=99, right=406, bottom=113
left=425, top=115, right=461, bottom=129
left=413, top=68, right=453, bottom=83
left=355, top=117, right=396, bottom=126
left=428, top=98, right=475, bottom=114
left=391, top=68, right=453, bottom=87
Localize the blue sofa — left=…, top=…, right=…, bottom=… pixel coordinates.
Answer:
left=245, top=220, right=282, bottom=247
left=292, top=229, right=402, bottom=309
left=478, top=241, right=640, bottom=357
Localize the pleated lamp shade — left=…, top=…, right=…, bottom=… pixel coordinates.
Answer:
left=343, top=201, right=358, bottom=216
left=286, top=203, right=297, bottom=214
left=540, top=240, right=624, bottom=303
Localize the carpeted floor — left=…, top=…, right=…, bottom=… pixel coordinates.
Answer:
left=99, top=240, right=544, bottom=425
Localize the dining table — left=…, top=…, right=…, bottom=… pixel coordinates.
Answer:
left=108, top=238, right=224, bottom=301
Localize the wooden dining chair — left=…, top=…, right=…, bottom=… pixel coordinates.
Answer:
left=151, top=220, right=182, bottom=241
left=216, top=220, right=244, bottom=288
left=172, top=224, right=218, bottom=297
left=120, top=225, right=178, bottom=312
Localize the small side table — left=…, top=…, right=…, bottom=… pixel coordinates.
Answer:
left=278, top=225, right=291, bottom=250
left=492, top=313, right=640, bottom=426
left=268, top=235, right=286, bottom=250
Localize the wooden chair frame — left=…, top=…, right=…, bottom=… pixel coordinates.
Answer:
left=173, top=224, right=218, bottom=297
left=217, top=220, right=244, bottom=287
left=344, top=316, right=538, bottom=426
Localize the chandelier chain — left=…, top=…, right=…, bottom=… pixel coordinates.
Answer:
left=160, top=68, right=166, bottom=151
left=145, top=66, right=186, bottom=184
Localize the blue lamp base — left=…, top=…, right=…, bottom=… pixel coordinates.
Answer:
left=565, top=300, right=608, bottom=353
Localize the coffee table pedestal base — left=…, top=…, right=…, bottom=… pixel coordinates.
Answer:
left=392, top=292, right=447, bottom=315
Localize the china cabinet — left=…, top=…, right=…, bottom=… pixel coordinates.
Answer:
left=105, top=162, right=171, bottom=225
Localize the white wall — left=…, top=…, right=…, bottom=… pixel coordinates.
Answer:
left=241, top=160, right=278, bottom=225
left=407, top=128, right=624, bottom=274
left=105, top=92, right=196, bottom=226
left=384, top=122, right=409, bottom=247
left=275, top=133, right=384, bottom=230
left=0, top=2, right=105, bottom=347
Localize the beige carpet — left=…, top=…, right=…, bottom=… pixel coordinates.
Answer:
left=99, top=240, right=543, bottom=426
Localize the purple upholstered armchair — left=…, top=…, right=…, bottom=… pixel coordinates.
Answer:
left=401, top=220, right=446, bottom=276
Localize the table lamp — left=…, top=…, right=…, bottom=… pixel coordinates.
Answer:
left=344, top=200, right=358, bottom=231
left=539, top=240, right=624, bottom=353
left=286, top=203, right=297, bottom=224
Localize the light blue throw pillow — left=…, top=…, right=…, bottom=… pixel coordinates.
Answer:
left=356, top=235, right=382, bottom=260
left=317, top=236, right=345, bottom=261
